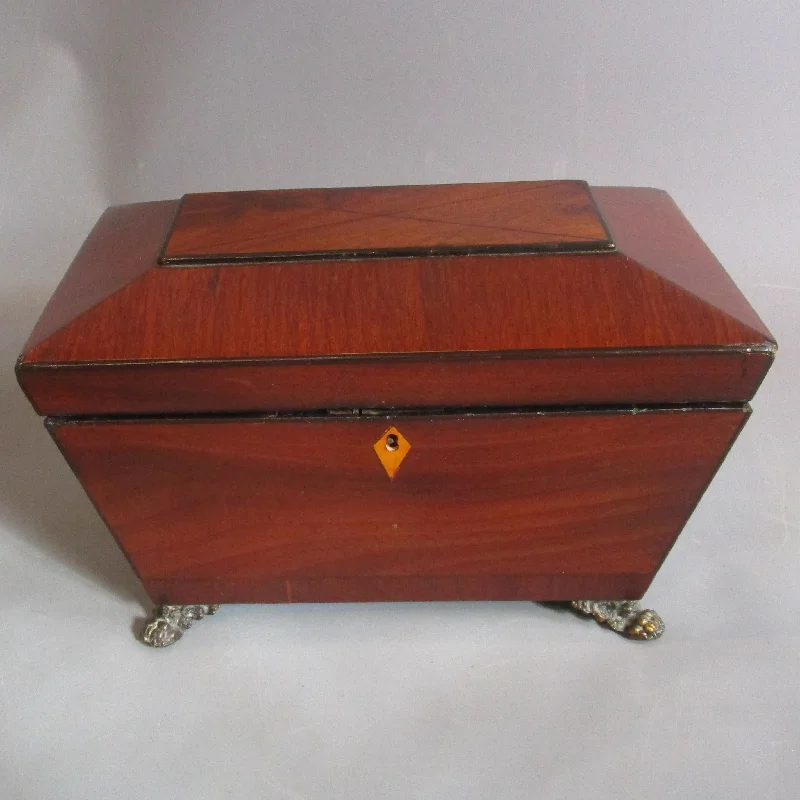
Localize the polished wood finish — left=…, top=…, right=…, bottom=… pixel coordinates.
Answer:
left=21, top=350, right=772, bottom=417
left=18, top=182, right=773, bottom=612
left=51, top=408, right=747, bottom=605
left=21, top=250, right=770, bottom=360
left=593, top=187, right=771, bottom=338
left=162, top=181, right=612, bottom=262
left=17, top=184, right=774, bottom=416
left=21, top=201, right=178, bottom=355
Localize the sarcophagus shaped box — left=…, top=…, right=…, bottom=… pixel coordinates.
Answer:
left=17, top=181, right=775, bottom=645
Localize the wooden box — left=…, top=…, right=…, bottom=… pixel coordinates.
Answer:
left=16, top=181, right=775, bottom=645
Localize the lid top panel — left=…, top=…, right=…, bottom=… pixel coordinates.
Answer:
left=161, top=180, right=613, bottom=263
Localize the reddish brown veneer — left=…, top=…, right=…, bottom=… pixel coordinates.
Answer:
left=17, top=181, right=775, bottom=614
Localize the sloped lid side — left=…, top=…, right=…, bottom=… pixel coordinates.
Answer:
left=592, top=186, right=774, bottom=343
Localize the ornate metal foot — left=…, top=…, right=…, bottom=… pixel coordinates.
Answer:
left=571, top=600, right=664, bottom=640
left=142, top=604, right=220, bottom=647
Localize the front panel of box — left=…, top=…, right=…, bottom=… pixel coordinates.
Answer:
left=51, top=407, right=746, bottom=605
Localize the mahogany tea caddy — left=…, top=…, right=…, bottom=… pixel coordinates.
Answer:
left=16, top=180, right=775, bottom=646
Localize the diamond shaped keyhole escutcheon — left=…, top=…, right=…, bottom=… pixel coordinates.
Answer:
left=373, top=426, right=411, bottom=479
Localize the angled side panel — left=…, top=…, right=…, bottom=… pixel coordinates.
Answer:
left=14, top=251, right=775, bottom=365
left=593, top=187, right=774, bottom=344
left=49, top=408, right=748, bottom=604
left=20, top=200, right=179, bottom=360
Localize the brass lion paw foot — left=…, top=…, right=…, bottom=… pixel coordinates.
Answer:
left=142, top=604, right=220, bottom=647
left=571, top=600, right=664, bottom=640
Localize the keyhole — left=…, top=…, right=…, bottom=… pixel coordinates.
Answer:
left=385, top=434, right=400, bottom=451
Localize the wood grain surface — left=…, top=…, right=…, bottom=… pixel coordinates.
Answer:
left=22, top=241, right=769, bottom=364
left=593, top=187, right=772, bottom=339
left=17, top=184, right=775, bottom=415
left=51, top=407, right=748, bottom=604
left=21, top=350, right=772, bottom=417
left=162, top=181, right=612, bottom=262
left=21, top=200, right=179, bottom=355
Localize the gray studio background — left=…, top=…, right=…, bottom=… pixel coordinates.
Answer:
left=2, top=2, right=798, bottom=798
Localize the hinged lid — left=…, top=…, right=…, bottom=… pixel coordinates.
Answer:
left=17, top=181, right=775, bottom=416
